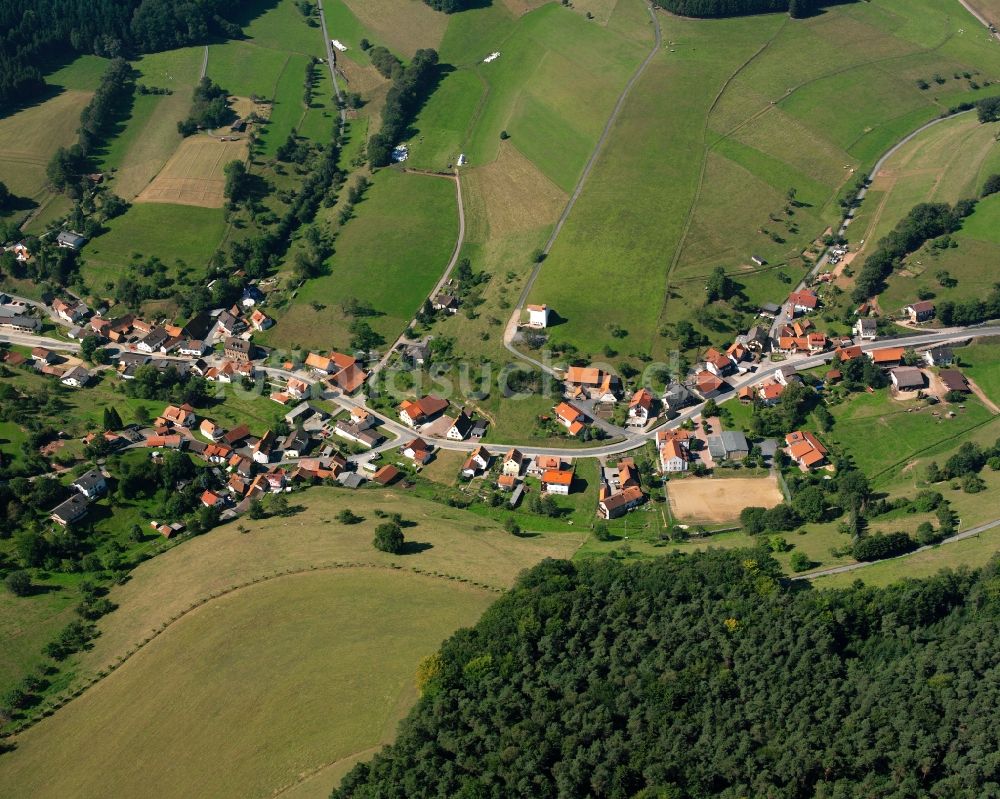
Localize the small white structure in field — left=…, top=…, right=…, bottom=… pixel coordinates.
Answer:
left=526, top=304, right=549, bottom=328
left=457, top=153, right=468, bottom=166
left=391, top=144, right=409, bottom=162
left=483, top=51, right=501, bottom=63
left=331, top=39, right=348, bottom=52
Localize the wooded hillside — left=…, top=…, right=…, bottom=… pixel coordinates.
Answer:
left=334, top=550, right=1000, bottom=798
left=0, top=0, right=244, bottom=106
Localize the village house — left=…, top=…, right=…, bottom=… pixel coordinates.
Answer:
left=923, top=346, right=954, bottom=367
left=50, top=493, right=90, bottom=526
left=890, top=366, right=925, bottom=392
left=785, top=430, right=828, bottom=470
left=598, top=485, right=645, bottom=520
left=726, top=342, right=750, bottom=369
left=628, top=388, right=655, bottom=427
left=759, top=302, right=781, bottom=319
left=834, top=344, right=862, bottom=363
left=145, top=434, right=185, bottom=449
left=157, top=403, right=196, bottom=428
left=199, top=419, right=223, bottom=440
left=398, top=395, right=449, bottom=427
left=526, top=304, right=549, bottom=328
left=868, top=347, right=905, bottom=368
left=502, top=448, right=523, bottom=477
left=853, top=317, right=877, bottom=341
left=528, top=454, right=564, bottom=478
left=707, top=430, right=749, bottom=462
left=373, top=465, right=401, bottom=486
left=250, top=309, right=273, bottom=331
left=541, top=468, right=574, bottom=496
left=333, top=420, right=383, bottom=449
left=253, top=430, right=276, bottom=464
left=742, top=325, right=770, bottom=353
left=31, top=346, right=56, bottom=364
left=939, top=369, right=971, bottom=394
left=461, top=446, right=490, bottom=478
left=774, top=364, right=801, bottom=387
left=223, top=425, right=251, bottom=447
left=60, top=365, right=90, bottom=388
left=72, top=469, right=107, bottom=500
left=564, top=366, right=619, bottom=402
left=216, top=309, right=244, bottom=337
left=137, top=327, right=170, bottom=354
left=694, top=370, right=725, bottom=399
left=402, top=437, right=434, bottom=465
left=281, top=430, right=312, bottom=459
left=225, top=337, right=252, bottom=363
left=52, top=298, right=87, bottom=324
left=305, top=351, right=368, bottom=394
left=553, top=401, right=587, bottom=436
left=432, top=293, right=459, bottom=314
left=497, top=473, right=518, bottom=492
left=240, top=285, right=264, bottom=308
left=56, top=231, right=86, bottom=250
left=200, top=490, right=224, bottom=509
left=757, top=381, right=785, bottom=406
left=656, top=429, right=691, bottom=473
left=904, top=300, right=935, bottom=323
left=703, top=347, right=733, bottom=377
left=663, top=382, right=693, bottom=414
left=285, top=377, right=311, bottom=400
left=786, top=289, right=819, bottom=316
left=178, top=339, right=208, bottom=357
left=445, top=408, right=475, bottom=440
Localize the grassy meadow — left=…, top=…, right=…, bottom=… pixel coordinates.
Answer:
left=528, top=0, right=1000, bottom=359
left=265, top=169, right=458, bottom=350
left=0, top=488, right=581, bottom=797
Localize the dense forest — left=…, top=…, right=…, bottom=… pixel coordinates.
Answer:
left=0, top=0, right=244, bottom=106
left=334, top=550, right=1000, bottom=798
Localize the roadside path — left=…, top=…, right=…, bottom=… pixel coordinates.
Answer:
left=502, top=1, right=662, bottom=370
left=369, top=170, right=466, bottom=378
left=316, top=0, right=347, bottom=133
left=794, top=516, right=1000, bottom=581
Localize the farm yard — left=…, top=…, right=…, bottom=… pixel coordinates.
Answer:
left=666, top=475, right=784, bottom=524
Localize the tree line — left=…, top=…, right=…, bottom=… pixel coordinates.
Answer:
left=650, top=0, right=850, bottom=18
left=851, top=199, right=976, bottom=303
left=367, top=49, right=440, bottom=167
left=0, top=0, right=246, bottom=107
left=333, top=549, right=1000, bottom=798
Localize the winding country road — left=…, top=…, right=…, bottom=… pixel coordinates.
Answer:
left=502, top=1, right=663, bottom=371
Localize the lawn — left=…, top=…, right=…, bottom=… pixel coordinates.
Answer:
left=825, top=387, right=994, bottom=484
left=80, top=203, right=227, bottom=295
left=960, top=340, right=1000, bottom=405
left=340, top=0, right=448, bottom=57
left=0, top=570, right=494, bottom=799
left=266, top=169, right=458, bottom=350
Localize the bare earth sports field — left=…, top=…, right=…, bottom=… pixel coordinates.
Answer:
left=668, top=476, right=784, bottom=523
left=135, top=135, right=248, bottom=207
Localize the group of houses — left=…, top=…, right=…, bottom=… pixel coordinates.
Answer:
left=598, top=458, right=647, bottom=519
left=396, top=395, right=487, bottom=440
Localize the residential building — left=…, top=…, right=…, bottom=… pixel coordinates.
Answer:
left=56, top=231, right=86, bottom=249
left=564, top=366, right=619, bottom=402
left=834, top=344, right=862, bottom=362
left=923, top=346, right=954, bottom=367
left=216, top=310, right=243, bottom=337
left=250, top=309, right=273, bottom=331
left=72, top=469, right=107, bottom=499
left=402, top=438, right=434, bottom=465
left=178, top=340, right=208, bottom=357
left=253, top=430, right=276, bottom=464
left=432, top=293, right=459, bottom=314
left=399, top=395, right=449, bottom=427
left=853, top=317, right=877, bottom=341
left=31, top=347, right=56, bottom=364
left=785, top=430, right=828, bottom=470
left=52, top=298, right=86, bottom=323
left=758, top=382, right=785, bottom=406
left=497, top=474, right=518, bottom=492
left=627, top=388, right=655, bottom=426
left=333, top=421, right=382, bottom=449
left=286, top=377, right=311, bottom=400
left=60, top=365, right=90, bottom=388
left=904, top=301, right=935, bottom=323
left=461, top=445, right=490, bottom=478
left=225, top=337, right=252, bottom=363
left=743, top=325, right=770, bottom=352
left=526, top=304, right=549, bottom=328
left=553, top=402, right=586, bottom=436
left=703, top=347, right=732, bottom=377
left=663, top=382, right=693, bottom=413
left=282, top=430, right=312, bottom=459
left=890, top=366, right=925, bottom=391
left=659, top=437, right=688, bottom=472
left=541, top=469, right=574, bottom=495
left=223, top=424, right=251, bottom=447
left=598, top=485, right=645, bottom=520
left=501, top=448, right=523, bottom=477
left=695, top=370, right=725, bottom=399
left=136, top=327, right=169, bottom=353
left=774, top=364, right=800, bottom=387
left=373, top=465, right=400, bottom=486
left=446, top=408, right=474, bottom=440
left=157, top=404, right=196, bottom=428
left=528, top=455, right=564, bottom=478
left=787, top=289, right=819, bottom=315
left=868, top=347, right=905, bottom=368
left=0, top=314, right=40, bottom=333
left=200, top=420, right=223, bottom=440
left=50, top=493, right=89, bottom=526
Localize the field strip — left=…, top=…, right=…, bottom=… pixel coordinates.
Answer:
left=269, top=745, right=383, bottom=797
left=4, top=562, right=501, bottom=739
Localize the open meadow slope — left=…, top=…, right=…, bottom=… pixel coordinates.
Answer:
left=528, top=0, right=1000, bottom=359
left=0, top=489, right=582, bottom=797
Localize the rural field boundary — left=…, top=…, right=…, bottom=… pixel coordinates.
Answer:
left=2, top=561, right=501, bottom=739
